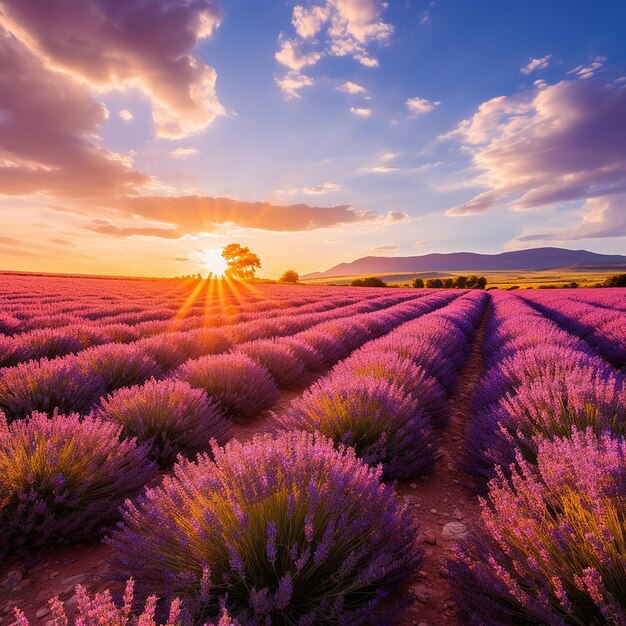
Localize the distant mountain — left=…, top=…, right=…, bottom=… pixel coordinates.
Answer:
left=302, top=247, right=626, bottom=279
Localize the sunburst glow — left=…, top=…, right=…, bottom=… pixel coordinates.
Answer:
left=201, top=249, right=228, bottom=277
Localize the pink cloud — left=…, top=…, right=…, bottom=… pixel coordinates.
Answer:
left=95, top=195, right=386, bottom=235
left=0, top=27, right=147, bottom=198
left=1, top=0, right=224, bottom=138
left=445, top=72, right=626, bottom=238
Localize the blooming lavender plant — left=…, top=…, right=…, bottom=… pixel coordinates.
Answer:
left=279, top=375, right=439, bottom=478
left=93, top=378, right=231, bottom=468
left=0, top=411, right=156, bottom=556
left=333, top=351, right=450, bottom=428
left=76, top=343, right=163, bottom=393
left=473, top=371, right=626, bottom=480
left=236, top=340, right=308, bottom=389
left=138, top=329, right=233, bottom=370
left=175, top=353, right=279, bottom=422
left=13, top=579, right=241, bottom=626
left=0, top=357, right=105, bottom=420
left=450, top=430, right=626, bottom=625
left=108, top=431, right=421, bottom=625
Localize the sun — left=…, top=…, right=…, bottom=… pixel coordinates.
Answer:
left=201, top=249, right=228, bottom=277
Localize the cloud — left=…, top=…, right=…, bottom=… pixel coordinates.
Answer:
left=101, top=195, right=392, bottom=235
left=276, top=70, right=314, bottom=99
left=292, top=4, right=330, bottom=39
left=569, top=56, right=607, bottom=80
left=381, top=152, right=399, bottom=161
left=520, top=55, right=551, bottom=75
left=303, top=181, right=341, bottom=194
left=406, top=96, right=440, bottom=115
left=369, top=164, right=400, bottom=173
left=277, top=0, right=392, bottom=77
left=386, top=211, right=409, bottom=222
left=443, top=71, right=626, bottom=238
left=337, top=80, right=366, bottom=94
left=171, top=148, right=199, bottom=159
left=275, top=37, right=322, bottom=71
left=87, top=220, right=182, bottom=239
left=350, top=106, right=372, bottom=117
left=119, top=109, right=134, bottom=121
left=414, top=241, right=430, bottom=248
left=175, top=257, right=190, bottom=262
left=1, top=0, right=224, bottom=139
left=0, top=27, right=147, bottom=199
left=369, top=244, right=400, bottom=252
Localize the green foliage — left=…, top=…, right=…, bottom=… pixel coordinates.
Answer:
left=425, top=278, right=444, bottom=288
left=425, top=275, right=487, bottom=289
left=350, top=276, right=387, bottom=287
left=221, top=244, right=261, bottom=280
left=279, top=270, right=299, bottom=284
left=411, top=277, right=425, bottom=288
left=603, top=273, right=626, bottom=287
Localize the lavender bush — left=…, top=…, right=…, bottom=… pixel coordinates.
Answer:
left=13, top=580, right=240, bottom=626
left=0, top=412, right=156, bottom=556
left=93, top=379, right=231, bottom=468
left=175, top=353, right=279, bottom=422
left=333, top=351, right=450, bottom=428
left=108, top=431, right=421, bottom=625
left=0, top=357, right=105, bottom=420
left=76, top=343, right=163, bottom=393
left=236, top=340, right=308, bottom=388
left=139, top=329, right=233, bottom=370
left=473, top=371, right=626, bottom=480
left=279, top=375, right=439, bottom=479
left=451, top=430, right=626, bottom=625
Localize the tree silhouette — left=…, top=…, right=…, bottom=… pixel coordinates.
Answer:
left=221, top=244, right=261, bottom=280
left=279, top=270, right=299, bottom=283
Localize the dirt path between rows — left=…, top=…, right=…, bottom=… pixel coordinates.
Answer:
left=395, top=306, right=489, bottom=626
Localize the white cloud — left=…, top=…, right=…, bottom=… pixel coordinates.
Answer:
left=303, top=181, right=341, bottom=194
left=292, top=5, right=330, bottom=38
left=381, top=152, right=399, bottom=161
left=406, top=96, right=440, bottom=115
left=275, top=38, right=322, bottom=71
left=337, top=80, right=366, bottom=94
left=350, top=106, right=372, bottom=117
left=276, top=70, right=314, bottom=99
left=568, top=56, right=607, bottom=80
left=276, top=0, right=393, bottom=84
left=119, top=109, right=133, bottom=121
left=520, top=55, right=552, bottom=75
left=369, top=164, right=400, bottom=173
left=171, top=148, right=199, bottom=159
left=442, top=71, right=626, bottom=240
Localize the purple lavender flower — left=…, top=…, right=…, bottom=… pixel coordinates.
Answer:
left=107, top=431, right=421, bottom=624
left=0, top=411, right=156, bottom=556
left=279, top=375, right=439, bottom=479
left=450, top=430, right=626, bottom=625
left=175, top=353, right=279, bottom=422
left=93, top=378, right=231, bottom=467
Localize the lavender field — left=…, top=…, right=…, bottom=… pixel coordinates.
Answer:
left=0, top=274, right=625, bottom=625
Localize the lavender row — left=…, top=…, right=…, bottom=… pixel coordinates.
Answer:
left=451, top=290, right=626, bottom=624
left=0, top=290, right=421, bottom=367
left=518, top=289, right=626, bottom=369
left=0, top=292, right=440, bottom=422
left=278, top=291, right=487, bottom=480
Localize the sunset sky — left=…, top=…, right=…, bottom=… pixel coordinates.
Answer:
left=1, top=0, right=625, bottom=278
